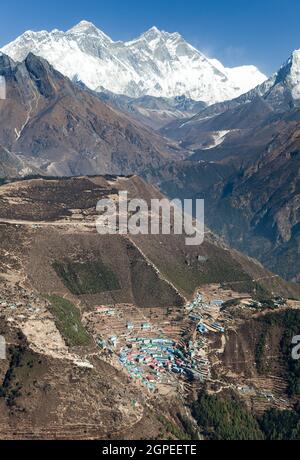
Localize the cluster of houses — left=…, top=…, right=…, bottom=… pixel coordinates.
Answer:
left=186, top=293, right=203, bottom=311
left=94, top=292, right=229, bottom=392
left=187, top=292, right=226, bottom=336
left=0, top=283, right=47, bottom=317
left=118, top=337, right=182, bottom=390
left=117, top=334, right=214, bottom=391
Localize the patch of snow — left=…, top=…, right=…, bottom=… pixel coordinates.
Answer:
left=202, top=130, right=231, bottom=150
left=226, top=65, right=267, bottom=95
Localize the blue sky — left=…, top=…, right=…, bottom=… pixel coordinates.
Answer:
left=0, top=0, right=299, bottom=75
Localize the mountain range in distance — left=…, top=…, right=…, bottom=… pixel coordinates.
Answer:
left=1, top=20, right=266, bottom=105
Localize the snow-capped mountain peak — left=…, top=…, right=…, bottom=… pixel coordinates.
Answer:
left=283, top=49, right=300, bottom=98
left=68, top=20, right=98, bottom=33
left=67, top=20, right=113, bottom=43
left=142, top=26, right=162, bottom=37
left=1, top=21, right=267, bottom=104
left=139, top=26, right=180, bottom=42
left=251, top=48, right=300, bottom=106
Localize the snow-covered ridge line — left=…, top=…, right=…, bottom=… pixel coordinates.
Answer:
left=1, top=20, right=267, bottom=104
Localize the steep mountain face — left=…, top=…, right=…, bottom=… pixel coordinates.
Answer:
left=156, top=50, right=300, bottom=283
left=206, top=125, right=300, bottom=283
left=1, top=21, right=266, bottom=104
left=156, top=124, right=300, bottom=283
left=0, top=52, right=181, bottom=177
left=248, top=49, right=300, bottom=110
